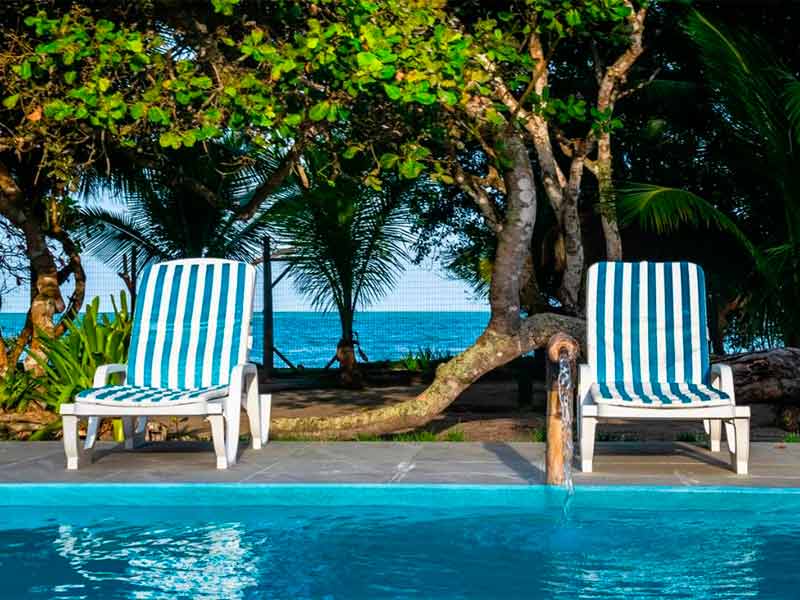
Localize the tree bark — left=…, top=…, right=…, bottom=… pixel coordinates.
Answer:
left=594, top=134, right=623, bottom=260
left=488, top=132, right=536, bottom=334
left=716, top=348, right=800, bottom=406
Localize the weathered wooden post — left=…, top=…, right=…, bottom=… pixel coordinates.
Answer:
left=545, top=332, right=580, bottom=486
left=262, top=236, right=274, bottom=378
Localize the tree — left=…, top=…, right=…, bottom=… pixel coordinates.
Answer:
left=269, top=158, right=409, bottom=386
left=618, top=10, right=800, bottom=349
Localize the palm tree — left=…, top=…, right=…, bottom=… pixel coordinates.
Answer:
left=618, top=9, right=800, bottom=348
left=77, top=139, right=290, bottom=283
left=269, top=160, right=410, bottom=386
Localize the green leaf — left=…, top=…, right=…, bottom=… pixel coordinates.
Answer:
left=19, top=61, right=32, bottom=80
left=147, top=106, right=168, bottom=124
left=383, top=83, right=402, bottom=100
left=284, top=113, right=303, bottom=126
left=356, top=51, right=381, bottom=71
left=158, top=131, right=182, bottom=148
left=413, top=91, right=436, bottom=105
left=98, top=78, right=111, bottom=92
left=379, top=153, right=399, bottom=169
left=343, top=146, right=361, bottom=159
left=308, top=100, right=330, bottom=121
left=2, top=94, right=20, bottom=109
left=130, top=102, right=146, bottom=120
left=399, top=158, right=424, bottom=179
left=437, top=89, right=458, bottom=106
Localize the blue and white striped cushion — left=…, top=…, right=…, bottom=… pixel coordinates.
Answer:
left=76, top=385, right=228, bottom=406
left=586, top=261, right=730, bottom=408
left=126, top=259, right=256, bottom=390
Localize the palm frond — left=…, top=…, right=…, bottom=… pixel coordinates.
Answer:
left=617, top=183, right=757, bottom=257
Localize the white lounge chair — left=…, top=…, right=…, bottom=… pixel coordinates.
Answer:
left=578, top=261, right=750, bottom=474
left=60, top=258, right=270, bottom=469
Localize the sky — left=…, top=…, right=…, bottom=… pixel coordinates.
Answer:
left=0, top=245, right=489, bottom=314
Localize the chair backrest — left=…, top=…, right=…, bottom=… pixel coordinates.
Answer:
left=586, top=261, right=710, bottom=385
left=126, top=259, right=256, bottom=389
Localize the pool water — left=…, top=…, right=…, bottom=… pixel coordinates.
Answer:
left=1, top=484, right=798, bottom=599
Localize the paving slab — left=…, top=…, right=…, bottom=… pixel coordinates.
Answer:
left=0, top=441, right=796, bottom=487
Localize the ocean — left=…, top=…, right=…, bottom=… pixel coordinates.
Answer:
left=0, top=311, right=490, bottom=368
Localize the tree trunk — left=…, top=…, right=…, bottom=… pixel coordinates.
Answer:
left=488, top=132, right=536, bottom=334
left=716, top=348, right=800, bottom=406
left=595, top=134, right=623, bottom=260
left=336, top=309, right=362, bottom=388
left=0, top=162, right=82, bottom=374
left=271, top=313, right=584, bottom=438
left=558, top=154, right=587, bottom=313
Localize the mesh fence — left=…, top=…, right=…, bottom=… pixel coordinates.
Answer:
left=0, top=253, right=490, bottom=368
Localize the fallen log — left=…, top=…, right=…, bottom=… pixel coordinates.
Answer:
left=715, top=347, right=800, bottom=405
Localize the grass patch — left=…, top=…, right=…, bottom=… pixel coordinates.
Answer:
left=442, top=428, right=466, bottom=442
left=783, top=433, right=800, bottom=443
left=530, top=428, right=547, bottom=442
left=354, top=429, right=466, bottom=442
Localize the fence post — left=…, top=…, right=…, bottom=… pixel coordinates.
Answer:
left=262, top=236, right=274, bottom=378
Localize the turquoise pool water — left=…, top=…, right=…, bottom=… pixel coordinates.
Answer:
left=1, top=484, right=798, bottom=599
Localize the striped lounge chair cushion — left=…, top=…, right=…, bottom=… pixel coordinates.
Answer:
left=76, top=385, right=228, bottom=407
left=586, top=261, right=730, bottom=408
left=126, top=259, right=256, bottom=390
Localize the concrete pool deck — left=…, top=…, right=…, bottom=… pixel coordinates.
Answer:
left=0, top=441, right=798, bottom=487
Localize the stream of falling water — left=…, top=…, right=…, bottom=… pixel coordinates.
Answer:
left=557, top=350, right=575, bottom=515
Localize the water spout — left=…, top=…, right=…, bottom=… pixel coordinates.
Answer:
left=545, top=333, right=580, bottom=491
left=557, top=349, right=574, bottom=496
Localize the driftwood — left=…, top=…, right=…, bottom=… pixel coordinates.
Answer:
left=716, top=348, right=800, bottom=405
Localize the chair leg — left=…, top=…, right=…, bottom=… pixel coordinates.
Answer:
left=225, top=393, right=242, bottom=466
left=244, top=374, right=261, bottom=450
left=580, top=416, right=597, bottom=473
left=260, top=394, right=272, bottom=445
left=63, top=415, right=86, bottom=470
left=728, top=417, right=750, bottom=475
left=708, top=419, right=722, bottom=452
left=84, top=416, right=100, bottom=450
left=122, top=416, right=147, bottom=449
left=207, top=415, right=227, bottom=469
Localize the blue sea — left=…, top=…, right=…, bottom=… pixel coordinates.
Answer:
left=0, top=311, right=489, bottom=368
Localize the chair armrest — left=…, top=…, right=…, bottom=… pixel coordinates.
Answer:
left=710, top=363, right=736, bottom=404
left=578, top=364, right=594, bottom=407
left=93, top=364, right=127, bottom=388
left=229, top=363, right=258, bottom=398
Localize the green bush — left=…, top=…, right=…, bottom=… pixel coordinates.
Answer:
left=33, top=294, right=132, bottom=410
left=395, top=347, right=452, bottom=372
left=0, top=366, right=37, bottom=412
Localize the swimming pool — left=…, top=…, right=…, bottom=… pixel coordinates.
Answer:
left=1, top=484, right=798, bottom=599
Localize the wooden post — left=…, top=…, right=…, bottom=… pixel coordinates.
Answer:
left=262, top=237, right=274, bottom=378
left=546, top=356, right=565, bottom=485
left=545, top=332, right=580, bottom=486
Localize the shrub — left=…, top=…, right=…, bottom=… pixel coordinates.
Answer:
left=0, top=366, right=37, bottom=412
left=396, top=347, right=452, bottom=372
left=33, top=294, right=132, bottom=411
